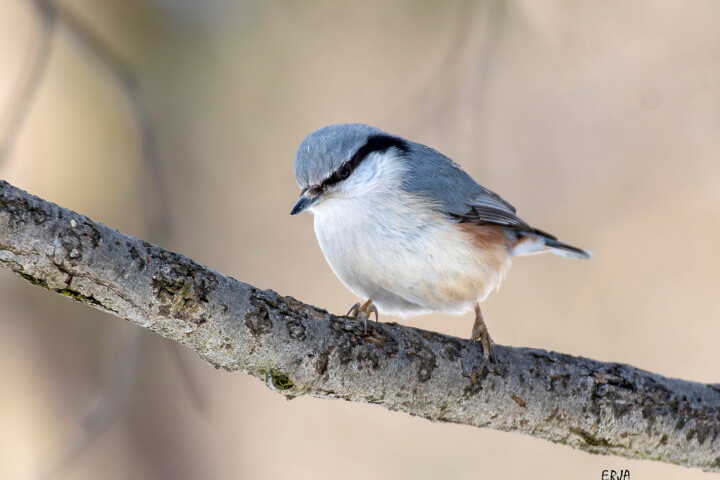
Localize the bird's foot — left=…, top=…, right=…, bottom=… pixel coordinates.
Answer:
left=347, top=299, right=378, bottom=334
left=470, top=303, right=497, bottom=365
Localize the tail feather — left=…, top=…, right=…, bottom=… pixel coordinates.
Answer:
left=542, top=237, right=592, bottom=259
left=512, top=230, right=592, bottom=259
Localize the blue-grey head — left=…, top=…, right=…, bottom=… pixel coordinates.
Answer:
left=290, top=124, right=410, bottom=215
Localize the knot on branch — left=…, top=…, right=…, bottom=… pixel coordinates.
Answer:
left=0, top=185, right=47, bottom=227
left=151, top=262, right=217, bottom=323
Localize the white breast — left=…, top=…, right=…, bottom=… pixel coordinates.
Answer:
left=309, top=153, right=510, bottom=317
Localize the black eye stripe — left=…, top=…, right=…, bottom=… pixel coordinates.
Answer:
left=315, top=134, right=409, bottom=191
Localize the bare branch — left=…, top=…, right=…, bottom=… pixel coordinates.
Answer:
left=1, top=180, right=718, bottom=473
left=0, top=0, right=55, bottom=169
left=50, top=1, right=171, bottom=240
left=35, top=325, right=139, bottom=479
left=3, top=4, right=182, bottom=474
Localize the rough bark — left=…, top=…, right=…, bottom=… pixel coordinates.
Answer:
left=1, top=179, right=718, bottom=472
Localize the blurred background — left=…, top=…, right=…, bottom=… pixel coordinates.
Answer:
left=1, top=0, right=719, bottom=478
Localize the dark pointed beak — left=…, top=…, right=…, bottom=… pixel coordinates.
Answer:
left=290, top=191, right=320, bottom=215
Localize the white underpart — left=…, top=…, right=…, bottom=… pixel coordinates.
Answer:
left=310, top=151, right=510, bottom=317
left=511, top=235, right=547, bottom=257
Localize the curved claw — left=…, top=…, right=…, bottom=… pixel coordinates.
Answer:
left=358, top=312, right=368, bottom=335
left=366, top=303, right=379, bottom=322
left=347, top=302, right=361, bottom=317
left=346, top=300, right=377, bottom=335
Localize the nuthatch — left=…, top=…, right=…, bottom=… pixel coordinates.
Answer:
left=291, top=124, right=590, bottom=362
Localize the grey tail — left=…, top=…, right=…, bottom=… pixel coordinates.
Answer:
left=542, top=237, right=592, bottom=259
left=513, top=228, right=592, bottom=259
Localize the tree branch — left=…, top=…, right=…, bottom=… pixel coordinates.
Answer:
left=1, top=179, right=718, bottom=472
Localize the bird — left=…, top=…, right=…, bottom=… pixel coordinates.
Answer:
left=290, top=124, right=590, bottom=362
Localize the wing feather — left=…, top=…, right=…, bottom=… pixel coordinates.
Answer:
left=395, top=140, right=590, bottom=258
left=399, top=142, right=530, bottom=231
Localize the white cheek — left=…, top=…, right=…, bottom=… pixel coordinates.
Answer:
left=332, top=150, right=405, bottom=200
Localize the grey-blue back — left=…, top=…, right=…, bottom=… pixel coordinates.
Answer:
left=294, top=123, right=530, bottom=231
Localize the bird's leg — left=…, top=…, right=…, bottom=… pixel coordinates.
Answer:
left=470, top=303, right=496, bottom=363
left=346, top=299, right=378, bottom=334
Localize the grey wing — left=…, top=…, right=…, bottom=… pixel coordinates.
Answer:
left=400, top=143, right=533, bottom=231
left=456, top=189, right=533, bottom=231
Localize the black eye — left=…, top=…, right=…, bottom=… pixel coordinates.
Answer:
left=336, top=163, right=351, bottom=180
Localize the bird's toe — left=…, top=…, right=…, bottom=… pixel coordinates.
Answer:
left=346, top=302, right=361, bottom=317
